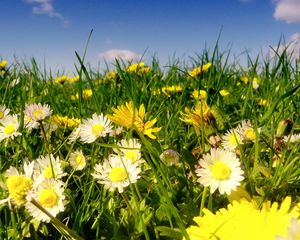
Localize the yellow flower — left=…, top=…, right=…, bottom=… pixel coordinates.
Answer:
left=68, top=75, right=80, bottom=83
left=188, top=62, right=212, bottom=77
left=52, top=115, right=81, bottom=128
left=54, top=75, right=69, bottom=84
left=240, top=76, right=249, bottom=84
left=0, top=60, right=8, bottom=69
left=108, top=101, right=161, bottom=139
left=126, top=62, right=145, bottom=73
left=184, top=197, right=300, bottom=240
left=71, top=89, right=93, bottom=100
left=161, top=85, right=183, bottom=97
left=191, top=89, right=207, bottom=100
left=219, top=89, right=230, bottom=97
left=104, top=70, right=117, bottom=80
left=180, top=100, right=214, bottom=135
left=257, top=98, right=267, bottom=107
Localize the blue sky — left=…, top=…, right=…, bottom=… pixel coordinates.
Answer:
left=1, top=0, right=300, bottom=73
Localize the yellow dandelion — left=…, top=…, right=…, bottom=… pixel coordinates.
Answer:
left=0, top=60, right=8, bottom=69
left=108, top=101, right=161, bottom=139
left=52, top=115, right=81, bottom=128
left=126, top=62, right=145, bottom=73
left=191, top=89, right=207, bottom=100
left=257, top=98, right=267, bottom=107
left=188, top=62, right=212, bottom=77
left=104, top=70, right=117, bottom=80
left=219, top=89, right=230, bottom=97
left=240, top=76, right=249, bottom=84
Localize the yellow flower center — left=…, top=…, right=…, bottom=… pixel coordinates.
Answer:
left=211, top=162, right=231, bottom=180
left=92, top=123, right=104, bottom=136
left=38, top=189, right=59, bottom=208
left=44, top=167, right=57, bottom=179
left=125, top=151, right=139, bottom=163
left=244, top=128, right=256, bottom=141
left=0, top=111, right=4, bottom=119
left=108, top=167, right=128, bottom=182
left=6, top=175, right=32, bottom=205
left=33, top=109, right=44, bottom=119
left=229, top=134, right=240, bottom=146
left=75, top=154, right=85, bottom=165
left=4, top=124, right=15, bottom=135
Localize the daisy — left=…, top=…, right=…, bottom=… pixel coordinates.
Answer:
left=0, top=105, right=10, bottom=121
left=2, top=161, right=35, bottom=206
left=69, top=150, right=86, bottom=171
left=113, top=138, right=143, bottom=164
left=34, top=154, right=66, bottom=180
left=67, top=126, right=81, bottom=144
left=221, top=129, right=242, bottom=151
left=24, top=103, right=52, bottom=122
left=79, top=113, right=113, bottom=143
left=236, top=120, right=259, bottom=142
left=196, top=148, right=244, bottom=195
left=24, top=115, right=39, bottom=132
left=0, top=114, right=21, bottom=142
left=25, top=179, right=65, bottom=223
left=91, top=154, right=141, bottom=193
left=283, top=134, right=300, bottom=144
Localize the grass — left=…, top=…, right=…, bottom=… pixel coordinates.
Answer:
left=0, top=41, right=300, bottom=239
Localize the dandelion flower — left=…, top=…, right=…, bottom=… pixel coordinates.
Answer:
left=0, top=114, right=21, bottom=142
left=219, top=89, right=230, bottom=97
left=52, top=115, right=81, bottom=128
left=69, top=150, right=86, bottom=171
left=3, top=162, right=35, bottom=206
left=113, top=138, right=142, bottom=164
left=108, top=101, right=161, bottom=139
left=34, top=154, right=66, bottom=180
left=252, top=77, right=260, bottom=90
left=196, top=148, right=244, bottom=195
left=188, top=62, right=212, bottom=77
left=92, top=154, right=141, bottom=193
left=24, top=103, right=52, bottom=122
left=126, top=62, right=145, bottom=73
left=79, top=113, right=113, bottom=143
left=0, top=105, right=10, bottom=121
left=221, top=129, right=242, bottom=151
left=0, top=60, right=7, bottom=69
left=184, top=197, right=300, bottom=240
left=25, top=179, right=65, bottom=223
left=191, top=89, right=207, bottom=100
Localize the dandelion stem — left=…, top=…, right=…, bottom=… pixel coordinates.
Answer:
left=200, top=186, right=208, bottom=216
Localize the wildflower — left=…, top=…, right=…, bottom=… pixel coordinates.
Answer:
left=0, top=60, right=7, bottom=69
left=25, top=179, right=65, bottom=223
left=69, top=150, right=86, bottom=171
left=2, top=162, right=35, bottom=206
left=92, top=154, right=141, bottom=193
left=52, top=115, right=81, bottom=128
left=71, top=89, right=93, bottom=100
left=126, top=62, right=145, bottom=73
left=196, top=148, right=244, bottom=194
left=79, top=113, right=113, bottom=143
left=161, top=85, right=183, bottom=97
left=24, top=103, right=52, bottom=122
left=160, top=149, right=180, bottom=166
left=108, top=101, right=161, bottom=139
left=283, top=133, right=300, bottom=143
left=221, top=129, right=242, bottom=151
left=24, top=115, right=39, bottom=132
left=257, top=98, right=267, bottom=107
left=180, top=100, right=215, bottom=135
left=0, top=114, right=21, bottom=142
left=219, top=89, right=230, bottom=97
left=109, top=126, right=123, bottom=137
left=104, top=70, right=117, bottom=80
left=236, top=120, right=259, bottom=142
left=67, top=127, right=81, bottom=144
left=184, top=197, right=300, bottom=240
left=240, top=76, right=249, bottom=84
left=54, top=75, right=69, bottom=85
left=34, top=154, right=66, bottom=180
left=68, top=75, right=79, bottom=83
left=252, top=77, right=260, bottom=90
left=188, top=62, right=212, bottom=77
left=113, top=138, right=142, bottom=164
left=9, top=78, right=20, bottom=87
left=191, top=89, right=207, bottom=100
left=0, top=105, right=10, bottom=121
left=276, top=218, right=300, bottom=240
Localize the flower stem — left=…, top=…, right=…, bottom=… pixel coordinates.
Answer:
left=199, top=186, right=208, bottom=216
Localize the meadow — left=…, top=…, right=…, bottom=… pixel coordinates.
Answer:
left=0, top=43, right=300, bottom=240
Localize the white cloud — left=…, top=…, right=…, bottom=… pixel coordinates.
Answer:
left=274, top=0, right=300, bottom=23
left=266, top=32, right=300, bottom=58
left=25, top=0, right=69, bottom=26
left=99, top=49, right=142, bottom=62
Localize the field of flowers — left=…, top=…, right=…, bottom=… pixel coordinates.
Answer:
left=0, top=46, right=300, bottom=240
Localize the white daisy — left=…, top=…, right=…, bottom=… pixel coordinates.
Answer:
left=0, top=105, right=10, bottom=121
left=113, top=138, right=143, bottom=164
left=221, top=129, right=242, bottom=151
left=283, top=134, right=300, bottom=144
left=25, top=179, right=65, bottom=223
left=69, top=150, right=86, bottom=171
left=3, top=161, right=35, bottom=206
left=67, top=126, right=81, bottom=144
left=0, top=114, right=21, bottom=142
left=34, top=154, right=66, bottom=180
left=236, top=120, right=259, bottom=142
left=109, top=126, right=123, bottom=137
left=79, top=113, right=113, bottom=143
left=91, top=154, right=141, bottom=193
left=196, top=148, right=244, bottom=195
left=24, top=103, right=52, bottom=122
left=24, top=115, right=39, bottom=132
